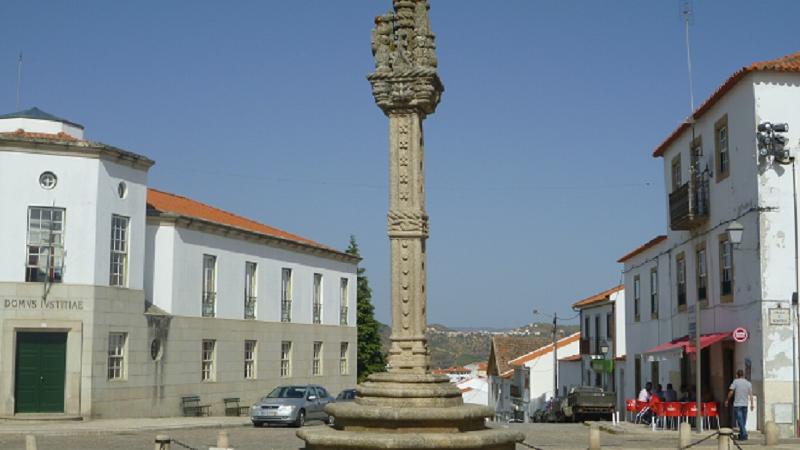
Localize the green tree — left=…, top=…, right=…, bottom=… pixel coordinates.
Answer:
left=346, top=236, right=386, bottom=382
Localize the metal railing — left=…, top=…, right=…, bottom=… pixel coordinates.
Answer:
left=340, top=306, right=349, bottom=326
left=313, top=302, right=322, bottom=324
left=281, top=299, right=292, bottom=322
left=244, top=296, right=256, bottom=319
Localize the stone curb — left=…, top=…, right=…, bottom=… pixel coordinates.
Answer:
left=0, top=417, right=252, bottom=435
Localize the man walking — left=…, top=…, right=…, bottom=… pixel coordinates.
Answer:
left=724, top=369, right=753, bottom=440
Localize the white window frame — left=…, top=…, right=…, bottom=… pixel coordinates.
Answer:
left=339, top=278, right=349, bottom=326
left=202, top=339, right=216, bottom=381
left=202, top=255, right=217, bottom=317
left=108, top=332, right=127, bottom=380
left=340, top=342, right=349, bottom=375
left=245, top=262, right=257, bottom=319
left=281, top=268, right=292, bottom=323
left=633, top=275, right=640, bottom=322
left=312, top=341, right=323, bottom=376
left=26, top=206, right=65, bottom=283
left=110, top=215, right=130, bottom=287
left=313, top=273, right=323, bottom=324
left=244, top=340, right=256, bottom=379
left=280, top=341, right=292, bottom=377
left=650, top=267, right=658, bottom=319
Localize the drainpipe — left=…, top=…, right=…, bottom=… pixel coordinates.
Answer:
left=792, top=157, right=799, bottom=437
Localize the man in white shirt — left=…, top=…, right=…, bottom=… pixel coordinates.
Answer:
left=637, top=382, right=652, bottom=403
left=725, top=370, right=753, bottom=441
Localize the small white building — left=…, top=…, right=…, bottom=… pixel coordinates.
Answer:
left=0, top=107, right=358, bottom=418
left=620, top=50, right=800, bottom=436
left=507, top=332, right=581, bottom=413
left=569, top=285, right=626, bottom=412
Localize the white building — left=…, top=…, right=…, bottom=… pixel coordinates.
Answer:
left=0, top=107, right=358, bottom=418
left=620, top=51, right=800, bottom=436
left=569, top=285, right=626, bottom=411
left=507, top=332, right=581, bottom=413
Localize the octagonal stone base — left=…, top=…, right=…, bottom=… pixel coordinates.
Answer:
left=297, top=373, right=523, bottom=450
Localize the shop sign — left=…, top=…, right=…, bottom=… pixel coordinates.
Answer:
left=768, top=308, right=791, bottom=326
left=732, top=327, right=749, bottom=343
left=2, top=297, right=84, bottom=311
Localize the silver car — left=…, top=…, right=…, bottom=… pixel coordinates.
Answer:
left=250, top=385, right=334, bottom=427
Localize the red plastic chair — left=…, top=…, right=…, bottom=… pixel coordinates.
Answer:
left=625, top=399, right=637, bottom=422
left=662, top=402, right=683, bottom=430
left=682, top=402, right=699, bottom=426
left=649, top=402, right=665, bottom=429
left=704, top=402, right=720, bottom=430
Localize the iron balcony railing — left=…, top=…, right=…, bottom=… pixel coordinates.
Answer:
left=244, top=296, right=256, bottom=319
left=669, top=175, right=709, bottom=230
left=281, top=299, right=292, bottom=323
left=202, top=292, right=216, bottom=317
left=313, top=303, right=322, bottom=324
left=340, top=306, right=349, bottom=326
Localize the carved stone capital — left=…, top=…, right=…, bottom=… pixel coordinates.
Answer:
left=387, top=210, right=429, bottom=237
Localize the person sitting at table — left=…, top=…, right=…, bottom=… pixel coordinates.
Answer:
left=664, top=383, right=678, bottom=402
left=653, top=384, right=665, bottom=401
left=638, top=382, right=652, bottom=403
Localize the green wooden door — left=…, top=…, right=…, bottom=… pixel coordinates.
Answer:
left=15, top=332, right=67, bottom=413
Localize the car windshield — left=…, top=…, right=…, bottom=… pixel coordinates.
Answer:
left=265, top=386, right=307, bottom=399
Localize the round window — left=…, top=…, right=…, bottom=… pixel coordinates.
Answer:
left=118, top=181, right=127, bottom=199
left=39, top=172, right=57, bottom=190
left=150, top=339, right=163, bottom=361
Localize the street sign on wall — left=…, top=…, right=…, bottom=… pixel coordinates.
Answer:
left=768, top=308, right=790, bottom=326
left=732, top=327, right=749, bottom=343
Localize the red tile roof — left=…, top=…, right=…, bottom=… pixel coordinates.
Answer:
left=147, top=188, right=352, bottom=258
left=487, top=335, right=551, bottom=377
left=559, top=355, right=582, bottom=362
left=572, top=285, right=623, bottom=310
left=617, top=235, right=667, bottom=263
left=653, top=51, right=800, bottom=158
left=0, top=129, right=80, bottom=142
left=506, top=332, right=581, bottom=372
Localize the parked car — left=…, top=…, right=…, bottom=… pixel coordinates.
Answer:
left=250, top=385, right=334, bottom=427
left=336, top=388, right=357, bottom=402
left=561, top=386, right=615, bottom=422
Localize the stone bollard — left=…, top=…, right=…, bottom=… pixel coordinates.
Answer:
left=678, top=422, right=691, bottom=449
left=588, top=424, right=601, bottom=450
left=25, top=435, right=37, bottom=450
left=717, top=428, right=732, bottom=450
left=217, top=430, right=230, bottom=448
left=764, top=421, right=779, bottom=446
left=155, top=434, right=171, bottom=450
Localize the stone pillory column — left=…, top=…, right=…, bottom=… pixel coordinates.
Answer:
left=297, top=2, right=523, bottom=448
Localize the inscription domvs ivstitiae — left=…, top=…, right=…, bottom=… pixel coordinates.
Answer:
left=3, top=298, right=84, bottom=311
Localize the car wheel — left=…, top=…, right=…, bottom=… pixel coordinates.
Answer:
left=294, top=409, right=306, bottom=428
left=252, top=421, right=264, bottom=428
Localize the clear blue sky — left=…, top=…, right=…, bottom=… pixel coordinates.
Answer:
left=2, top=1, right=799, bottom=328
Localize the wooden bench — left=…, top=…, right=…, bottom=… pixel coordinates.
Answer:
left=223, top=397, right=250, bottom=416
left=181, top=395, right=211, bottom=417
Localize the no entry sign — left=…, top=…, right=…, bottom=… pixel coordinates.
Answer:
left=732, top=327, right=749, bottom=343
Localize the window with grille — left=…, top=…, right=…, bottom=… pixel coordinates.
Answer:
left=676, top=254, right=687, bottom=307
left=280, top=341, right=292, bottom=377
left=716, top=115, right=730, bottom=181
left=696, top=247, right=707, bottom=302
left=339, top=278, right=349, bottom=326
left=110, top=215, right=129, bottom=287
left=340, top=342, right=349, bottom=375
left=108, top=332, right=126, bottom=380
left=202, top=340, right=215, bottom=381
left=245, top=262, right=257, bottom=319
left=313, top=273, right=323, bottom=324
left=671, top=156, right=682, bottom=192
left=244, top=340, right=256, bottom=379
left=312, top=341, right=322, bottom=375
left=633, top=275, right=640, bottom=322
left=720, top=237, right=733, bottom=300
left=202, top=255, right=216, bottom=317
left=26, top=207, right=65, bottom=283
left=650, top=267, right=658, bottom=319
left=281, top=268, right=292, bottom=322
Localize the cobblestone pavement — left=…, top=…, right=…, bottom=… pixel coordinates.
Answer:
left=2, top=420, right=800, bottom=450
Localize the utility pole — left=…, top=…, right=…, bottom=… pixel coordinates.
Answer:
left=553, top=313, right=558, bottom=399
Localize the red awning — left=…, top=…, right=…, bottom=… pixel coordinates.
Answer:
left=642, top=332, right=732, bottom=355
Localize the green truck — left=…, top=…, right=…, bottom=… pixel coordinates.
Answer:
left=560, top=386, right=615, bottom=422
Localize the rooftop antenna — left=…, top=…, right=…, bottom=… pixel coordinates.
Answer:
left=16, top=52, right=23, bottom=111
left=681, top=0, right=695, bottom=113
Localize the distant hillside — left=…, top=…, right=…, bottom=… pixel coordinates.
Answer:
left=376, top=322, right=579, bottom=369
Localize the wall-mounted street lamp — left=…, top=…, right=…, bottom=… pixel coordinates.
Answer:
left=599, top=341, right=609, bottom=357
left=726, top=220, right=744, bottom=246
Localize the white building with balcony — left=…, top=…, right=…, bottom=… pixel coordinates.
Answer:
left=0, top=107, right=358, bottom=418
left=619, top=51, right=800, bottom=436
